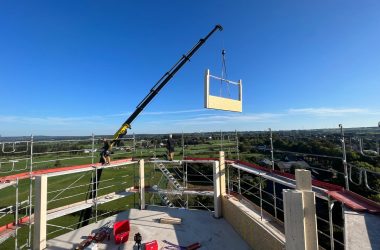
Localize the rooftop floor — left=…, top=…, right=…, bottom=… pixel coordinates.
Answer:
left=46, top=206, right=250, bottom=250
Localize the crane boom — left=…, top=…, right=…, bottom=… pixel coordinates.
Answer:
left=112, top=24, right=223, bottom=142
left=80, top=26, right=223, bottom=227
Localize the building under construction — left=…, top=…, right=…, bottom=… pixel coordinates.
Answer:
left=0, top=23, right=379, bottom=250
left=0, top=130, right=379, bottom=250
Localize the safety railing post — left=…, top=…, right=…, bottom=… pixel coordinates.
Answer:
left=30, top=135, right=33, bottom=173
left=235, top=130, right=241, bottom=194
left=182, top=161, right=186, bottom=187
left=91, top=134, right=95, bottom=165
left=227, top=165, right=230, bottom=195
left=186, top=194, right=189, bottom=209
left=236, top=130, right=240, bottom=160
left=220, top=130, right=223, bottom=151
left=15, top=178, right=19, bottom=250
left=259, top=176, right=263, bottom=221
left=269, top=128, right=275, bottom=170
left=133, top=133, right=136, bottom=157
left=269, top=128, right=277, bottom=219
left=339, top=124, right=349, bottom=190
left=182, top=131, right=185, bottom=160
left=273, top=182, right=277, bottom=219
left=94, top=170, right=98, bottom=223
left=28, top=135, right=33, bottom=248
left=185, top=162, right=188, bottom=189
left=328, top=197, right=335, bottom=250
left=238, top=169, right=241, bottom=195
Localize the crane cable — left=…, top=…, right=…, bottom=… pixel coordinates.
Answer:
left=220, top=49, right=230, bottom=98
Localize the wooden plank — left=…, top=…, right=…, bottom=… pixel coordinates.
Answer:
left=159, top=217, right=182, bottom=225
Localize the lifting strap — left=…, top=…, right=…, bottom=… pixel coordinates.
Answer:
left=220, top=49, right=230, bottom=98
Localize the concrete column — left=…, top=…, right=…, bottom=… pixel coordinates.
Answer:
left=139, top=159, right=145, bottom=210
left=284, top=190, right=306, bottom=250
left=303, top=190, right=318, bottom=250
left=33, top=175, right=47, bottom=250
left=284, top=170, right=318, bottom=250
left=296, top=170, right=318, bottom=250
left=213, top=161, right=221, bottom=218
left=219, top=151, right=226, bottom=196
left=295, top=169, right=312, bottom=191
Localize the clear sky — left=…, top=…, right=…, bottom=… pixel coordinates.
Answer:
left=1, top=1, right=379, bottom=136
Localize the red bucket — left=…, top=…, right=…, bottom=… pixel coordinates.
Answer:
left=113, top=220, right=130, bottom=244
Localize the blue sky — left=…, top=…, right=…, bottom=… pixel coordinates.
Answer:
left=1, top=1, right=379, bottom=136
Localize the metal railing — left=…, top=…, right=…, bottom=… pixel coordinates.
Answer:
left=227, top=163, right=345, bottom=250
left=0, top=134, right=137, bottom=249
left=265, top=125, right=380, bottom=194
left=1, top=127, right=378, bottom=249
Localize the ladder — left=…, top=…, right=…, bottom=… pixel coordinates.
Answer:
left=157, top=163, right=184, bottom=191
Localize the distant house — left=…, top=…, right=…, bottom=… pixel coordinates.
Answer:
left=259, top=158, right=272, bottom=167
left=277, top=160, right=310, bottom=172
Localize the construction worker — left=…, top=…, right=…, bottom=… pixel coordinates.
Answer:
left=100, top=138, right=112, bottom=165
left=166, top=134, right=175, bottom=161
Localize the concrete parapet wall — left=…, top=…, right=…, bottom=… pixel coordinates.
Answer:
left=222, top=195, right=285, bottom=250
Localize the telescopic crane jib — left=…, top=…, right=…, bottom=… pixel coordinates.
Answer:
left=111, top=24, right=223, bottom=145
left=79, top=25, right=223, bottom=227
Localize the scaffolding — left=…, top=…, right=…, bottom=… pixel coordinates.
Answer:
left=0, top=135, right=136, bottom=249
left=0, top=126, right=379, bottom=250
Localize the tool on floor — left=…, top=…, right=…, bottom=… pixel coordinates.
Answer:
left=75, top=221, right=113, bottom=249
left=134, top=232, right=142, bottom=249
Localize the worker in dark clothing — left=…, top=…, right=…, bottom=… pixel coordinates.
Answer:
left=166, top=134, right=175, bottom=161
left=99, top=138, right=112, bottom=165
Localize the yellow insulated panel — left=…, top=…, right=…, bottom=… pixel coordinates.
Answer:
left=204, top=69, right=243, bottom=112
left=207, top=95, right=242, bottom=112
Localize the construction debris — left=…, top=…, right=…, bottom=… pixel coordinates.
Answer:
left=75, top=221, right=113, bottom=250
left=159, top=217, right=182, bottom=225
left=75, top=235, right=93, bottom=250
